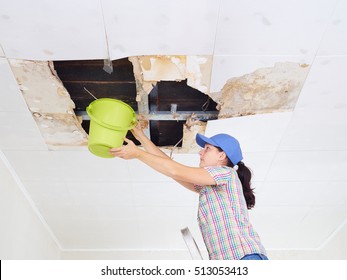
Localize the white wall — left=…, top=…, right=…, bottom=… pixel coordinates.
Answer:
left=0, top=151, right=61, bottom=259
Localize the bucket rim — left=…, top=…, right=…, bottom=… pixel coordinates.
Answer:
left=86, top=98, right=137, bottom=131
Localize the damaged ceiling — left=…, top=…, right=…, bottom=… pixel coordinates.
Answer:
left=9, top=56, right=309, bottom=150
left=1, top=0, right=347, bottom=260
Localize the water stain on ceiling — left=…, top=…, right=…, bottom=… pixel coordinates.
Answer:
left=9, top=57, right=309, bottom=152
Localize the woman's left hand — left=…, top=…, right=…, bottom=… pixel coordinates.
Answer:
left=109, top=138, right=140, bottom=159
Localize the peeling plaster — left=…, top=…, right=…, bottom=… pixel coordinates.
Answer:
left=128, top=57, right=309, bottom=151
left=7, top=58, right=309, bottom=152
left=162, top=117, right=206, bottom=154
left=211, top=62, right=310, bottom=118
left=181, top=115, right=206, bottom=153
left=130, top=55, right=212, bottom=94
left=129, top=55, right=212, bottom=152
left=9, top=59, right=88, bottom=148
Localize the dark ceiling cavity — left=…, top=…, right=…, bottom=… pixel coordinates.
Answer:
left=53, top=58, right=218, bottom=147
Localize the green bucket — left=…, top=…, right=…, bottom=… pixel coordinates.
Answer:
left=86, top=98, right=137, bottom=158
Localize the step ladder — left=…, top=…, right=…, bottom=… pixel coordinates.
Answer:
left=181, top=227, right=203, bottom=260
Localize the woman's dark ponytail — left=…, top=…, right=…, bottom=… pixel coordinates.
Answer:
left=217, top=147, right=256, bottom=209
left=236, top=161, right=255, bottom=209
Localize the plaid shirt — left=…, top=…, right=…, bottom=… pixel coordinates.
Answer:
left=195, top=166, right=267, bottom=260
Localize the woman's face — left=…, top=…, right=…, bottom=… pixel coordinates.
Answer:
left=198, top=144, right=225, bottom=167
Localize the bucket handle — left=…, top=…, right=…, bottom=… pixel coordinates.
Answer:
left=88, top=110, right=137, bottom=131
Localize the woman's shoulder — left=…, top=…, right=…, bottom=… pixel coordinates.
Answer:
left=205, top=165, right=233, bottom=172
left=204, top=165, right=235, bottom=178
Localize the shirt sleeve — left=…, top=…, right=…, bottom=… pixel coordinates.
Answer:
left=194, top=166, right=233, bottom=192
left=204, top=166, right=232, bottom=187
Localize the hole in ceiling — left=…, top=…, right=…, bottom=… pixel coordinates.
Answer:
left=53, top=58, right=218, bottom=147
left=9, top=58, right=309, bottom=151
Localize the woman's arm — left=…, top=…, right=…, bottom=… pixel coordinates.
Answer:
left=109, top=138, right=215, bottom=188
left=131, top=123, right=167, bottom=158
left=130, top=123, right=200, bottom=192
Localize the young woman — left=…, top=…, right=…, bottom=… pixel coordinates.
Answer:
left=109, top=124, right=268, bottom=260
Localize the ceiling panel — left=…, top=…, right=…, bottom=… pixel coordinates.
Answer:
left=318, top=0, right=347, bottom=56
left=295, top=56, right=347, bottom=111
left=0, top=0, right=107, bottom=60
left=311, top=182, right=347, bottom=206
left=136, top=206, right=196, bottom=249
left=3, top=150, right=131, bottom=182
left=296, top=205, right=347, bottom=248
left=205, top=112, right=293, bottom=152
left=0, top=58, right=29, bottom=112
left=215, top=0, right=337, bottom=56
left=128, top=160, right=174, bottom=183
left=249, top=206, right=312, bottom=248
left=25, top=181, right=136, bottom=209
left=258, top=181, right=347, bottom=206
left=0, top=112, right=46, bottom=150
left=49, top=215, right=141, bottom=249
left=279, top=109, right=347, bottom=151
left=1, top=0, right=347, bottom=258
left=132, top=181, right=197, bottom=207
left=240, top=152, right=276, bottom=182
left=102, top=0, right=220, bottom=59
left=0, top=45, right=5, bottom=57
left=211, top=55, right=314, bottom=92
left=266, top=150, right=347, bottom=182
left=210, top=55, right=314, bottom=92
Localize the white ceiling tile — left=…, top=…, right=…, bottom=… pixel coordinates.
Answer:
left=279, top=109, right=347, bottom=151
left=295, top=56, right=347, bottom=111
left=266, top=151, right=347, bottom=182
left=3, top=151, right=57, bottom=181
left=3, top=150, right=131, bottom=182
left=254, top=205, right=345, bottom=249
left=258, top=181, right=347, bottom=207
left=250, top=205, right=312, bottom=248
left=1, top=0, right=346, bottom=256
left=250, top=181, right=266, bottom=196
left=135, top=206, right=196, bottom=225
left=136, top=206, right=196, bottom=249
left=0, top=112, right=46, bottom=150
left=311, top=182, right=347, bottom=206
left=128, top=160, right=172, bottom=182
left=68, top=181, right=135, bottom=207
left=257, top=182, right=310, bottom=206
left=102, top=0, right=219, bottom=58
left=205, top=112, right=293, bottom=152
left=318, top=0, right=347, bottom=55
left=243, top=152, right=275, bottom=182
left=0, top=0, right=107, bottom=60
left=0, top=45, right=4, bottom=57
left=0, top=59, right=30, bottom=112
left=132, top=181, right=197, bottom=207
left=49, top=152, right=131, bottom=182
left=171, top=153, right=200, bottom=167
left=296, top=205, right=347, bottom=248
left=25, top=181, right=136, bottom=210
left=127, top=153, right=201, bottom=183
left=210, top=55, right=313, bottom=92
left=215, top=0, right=336, bottom=56
left=24, top=181, right=72, bottom=205
left=51, top=217, right=141, bottom=249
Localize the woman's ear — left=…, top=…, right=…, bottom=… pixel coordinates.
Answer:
left=219, top=151, right=228, bottom=163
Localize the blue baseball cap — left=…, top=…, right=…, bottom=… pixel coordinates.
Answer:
left=196, top=133, right=243, bottom=165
